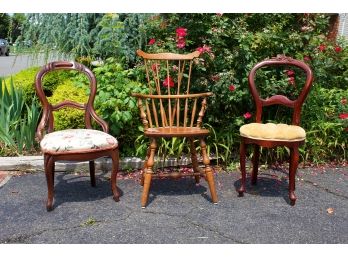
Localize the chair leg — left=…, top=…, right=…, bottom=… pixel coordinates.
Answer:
left=110, top=149, right=120, bottom=202
left=189, top=138, right=201, bottom=185
left=141, top=138, right=157, bottom=208
left=289, top=147, right=299, bottom=206
left=199, top=138, right=218, bottom=204
left=251, top=145, right=260, bottom=185
left=238, top=139, right=246, bottom=197
left=44, top=154, right=55, bottom=211
left=140, top=146, right=151, bottom=186
left=89, top=160, right=96, bottom=187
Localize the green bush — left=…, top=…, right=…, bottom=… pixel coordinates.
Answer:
left=5, top=67, right=40, bottom=103
left=48, top=81, right=88, bottom=130
left=5, top=67, right=76, bottom=104
left=302, top=86, right=348, bottom=163
left=93, top=58, right=148, bottom=156
left=135, top=13, right=348, bottom=164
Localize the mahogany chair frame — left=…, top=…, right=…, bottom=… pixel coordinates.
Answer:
left=238, top=55, right=314, bottom=205
left=133, top=50, right=218, bottom=208
left=35, top=61, right=120, bottom=211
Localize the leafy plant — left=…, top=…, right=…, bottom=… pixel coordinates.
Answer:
left=93, top=58, right=147, bottom=156
left=0, top=78, right=40, bottom=156
left=48, top=80, right=89, bottom=130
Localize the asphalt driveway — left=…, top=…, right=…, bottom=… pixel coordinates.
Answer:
left=0, top=166, right=347, bottom=244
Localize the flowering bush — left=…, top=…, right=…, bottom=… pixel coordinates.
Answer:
left=136, top=13, right=348, bottom=164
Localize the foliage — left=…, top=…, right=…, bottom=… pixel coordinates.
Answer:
left=5, top=67, right=74, bottom=105
left=0, top=13, right=11, bottom=39
left=6, top=13, right=348, bottom=164
left=21, top=14, right=103, bottom=58
left=0, top=78, right=40, bottom=156
left=301, top=86, right=348, bottom=163
left=48, top=81, right=88, bottom=131
left=5, top=67, right=39, bottom=103
left=92, top=58, right=147, bottom=156
left=136, top=13, right=347, bottom=164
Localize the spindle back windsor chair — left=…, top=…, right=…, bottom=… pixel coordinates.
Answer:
left=132, top=50, right=218, bottom=208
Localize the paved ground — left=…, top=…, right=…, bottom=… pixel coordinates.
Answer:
left=0, top=52, right=67, bottom=77
left=0, top=166, right=347, bottom=244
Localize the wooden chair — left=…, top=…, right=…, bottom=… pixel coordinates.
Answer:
left=35, top=61, right=120, bottom=211
left=238, top=55, right=314, bottom=205
left=132, top=50, right=218, bottom=208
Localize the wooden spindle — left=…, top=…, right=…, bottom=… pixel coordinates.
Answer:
left=166, top=60, right=172, bottom=127
left=145, top=100, right=153, bottom=128
left=190, top=98, right=198, bottom=128
left=152, top=99, right=159, bottom=127
left=197, top=97, right=207, bottom=128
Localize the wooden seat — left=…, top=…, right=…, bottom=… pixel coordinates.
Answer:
left=132, top=50, right=218, bottom=208
left=35, top=61, right=120, bottom=211
left=144, top=126, right=210, bottom=138
left=238, top=55, right=314, bottom=206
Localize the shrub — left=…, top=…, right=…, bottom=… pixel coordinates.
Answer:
left=301, top=86, right=348, bottom=163
left=136, top=13, right=347, bottom=164
left=5, top=67, right=75, bottom=104
left=93, top=58, right=148, bottom=156
left=48, top=81, right=88, bottom=130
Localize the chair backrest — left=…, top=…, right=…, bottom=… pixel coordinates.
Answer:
left=35, top=61, right=108, bottom=140
left=248, top=55, right=314, bottom=126
left=134, top=50, right=212, bottom=129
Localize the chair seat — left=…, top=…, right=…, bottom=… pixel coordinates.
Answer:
left=240, top=123, right=306, bottom=141
left=145, top=127, right=210, bottom=137
left=40, top=129, right=118, bottom=154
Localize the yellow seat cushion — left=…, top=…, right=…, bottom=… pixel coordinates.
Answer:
left=240, top=123, right=306, bottom=141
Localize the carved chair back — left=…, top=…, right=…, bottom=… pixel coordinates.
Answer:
left=133, top=50, right=212, bottom=130
left=248, top=55, right=314, bottom=126
left=35, top=61, right=107, bottom=140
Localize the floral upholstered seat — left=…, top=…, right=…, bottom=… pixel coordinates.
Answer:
left=40, top=129, right=118, bottom=155
left=240, top=123, right=306, bottom=141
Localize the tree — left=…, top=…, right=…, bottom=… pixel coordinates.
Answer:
left=0, top=13, right=10, bottom=39
left=9, top=14, right=25, bottom=43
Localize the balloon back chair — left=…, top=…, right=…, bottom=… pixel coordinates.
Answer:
left=132, top=50, right=218, bottom=208
left=238, top=55, right=313, bottom=205
left=35, top=61, right=120, bottom=211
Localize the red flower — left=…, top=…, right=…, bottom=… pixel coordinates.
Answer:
left=151, top=63, right=159, bottom=72
left=339, top=113, right=348, bottom=119
left=335, top=46, right=342, bottom=53
left=304, top=56, right=311, bottom=62
left=176, top=27, right=187, bottom=37
left=163, top=76, right=175, bottom=88
left=286, top=70, right=295, bottom=76
left=341, top=98, right=347, bottom=105
left=243, top=112, right=252, bottom=119
left=229, top=85, right=236, bottom=91
left=318, top=44, right=326, bottom=52
left=197, top=47, right=204, bottom=53
left=177, top=38, right=186, bottom=49
left=211, top=74, right=220, bottom=82
left=196, top=45, right=212, bottom=54
left=216, top=13, right=223, bottom=16
left=148, top=38, right=156, bottom=45
left=288, top=76, right=295, bottom=85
